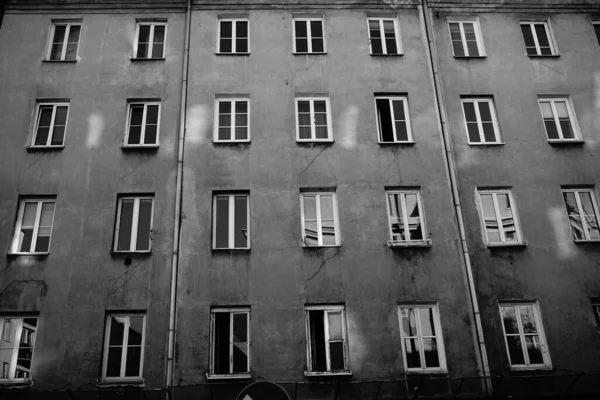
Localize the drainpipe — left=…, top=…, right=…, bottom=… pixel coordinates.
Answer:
left=418, top=0, right=492, bottom=395
left=166, top=0, right=192, bottom=398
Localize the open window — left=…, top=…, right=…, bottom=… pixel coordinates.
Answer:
left=113, top=195, right=154, bottom=253
left=0, top=317, right=38, bottom=382
left=375, top=95, right=413, bottom=143
left=134, top=22, right=166, bottom=59
left=386, top=190, right=429, bottom=246
left=47, top=22, right=81, bottom=61
left=476, top=189, right=524, bottom=246
left=10, top=197, right=56, bottom=255
left=102, top=314, right=146, bottom=381
left=209, top=308, right=250, bottom=378
left=213, top=193, right=250, bottom=250
left=305, top=305, right=350, bottom=375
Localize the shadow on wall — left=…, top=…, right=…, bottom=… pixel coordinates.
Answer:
left=547, top=206, right=576, bottom=260
left=186, top=104, right=209, bottom=145
left=87, top=113, right=104, bottom=149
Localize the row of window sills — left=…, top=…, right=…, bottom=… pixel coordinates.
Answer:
left=467, top=140, right=584, bottom=146
left=453, top=54, right=562, bottom=60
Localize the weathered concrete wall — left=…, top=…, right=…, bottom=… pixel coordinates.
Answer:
left=432, top=8, right=600, bottom=382
left=175, top=6, right=483, bottom=398
left=0, top=9, right=184, bottom=390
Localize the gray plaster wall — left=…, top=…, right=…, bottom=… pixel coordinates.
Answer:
left=432, top=9, right=600, bottom=378
left=176, top=6, right=483, bottom=395
left=0, top=10, right=185, bottom=390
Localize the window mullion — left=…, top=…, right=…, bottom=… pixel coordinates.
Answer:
left=323, top=311, right=331, bottom=371
left=231, top=101, right=236, bottom=140
left=516, top=308, right=530, bottom=365
left=417, top=195, right=425, bottom=234
left=47, top=106, right=58, bottom=146
left=531, top=24, right=541, bottom=55
left=316, top=195, right=323, bottom=245
left=140, top=105, right=148, bottom=144
left=148, top=25, right=155, bottom=58
left=228, top=195, right=235, bottom=248
left=400, top=194, right=409, bottom=241
left=232, top=22, right=237, bottom=53
left=415, top=309, right=427, bottom=368
left=229, top=313, right=234, bottom=374
left=389, top=99, right=398, bottom=142
left=61, top=25, right=70, bottom=60
left=130, top=199, right=140, bottom=251
left=380, top=20, right=387, bottom=54
left=492, top=194, right=506, bottom=243
left=30, top=201, right=43, bottom=252
left=474, top=102, right=484, bottom=142
left=550, top=101, right=563, bottom=139
left=9, top=320, right=23, bottom=379
left=459, top=23, right=468, bottom=56
left=121, top=318, right=130, bottom=377
left=574, top=192, right=590, bottom=240
left=310, top=101, right=316, bottom=140
left=306, top=21, right=312, bottom=53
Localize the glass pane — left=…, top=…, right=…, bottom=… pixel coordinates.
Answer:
left=480, top=194, right=501, bottom=243
left=418, top=308, right=435, bottom=336
left=299, top=127, right=311, bottom=139
left=312, top=38, right=324, bottom=53
left=22, top=202, right=38, bottom=228
left=220, top=21, right=232, bottom=38
left=535, top=24, right=551, bottom=50
left=214, top=313, right=230, bottom=374
left=1, top=319, right=16, bottom=343
left=405, top=194, right=422, bottom=240
left=463, top=102, right=477, bottom=122
left=309, top=310, right=326, bottom=372
left=35, top=128, right=50, bottom=146
left=234, top=196, right=248, bottom=248
left=128, top=317, right=144, bottom=346
left=449, top=23, right=461, bottom=40
left=135, top=199, right=152, bottom=250
left=310, top=21, right=323, bottom=38
left=236, top=21, right=248, bottom=38
left=130, top=105, right=144, bottom=126
left=235, top=101, right=247, bottom=114
left=65, top=25, right=80, bottom=60
left=51, top=25, right=66, bottom=60
left=563, top=192, right=585, bottom=240
left=521, top=25, right=536, bottom=54
left=501, top=306, right=519, bottom=334
left=235, top=127, right=248, bottom=141
left=296, top=38, right=308, bottom=53
left=595, top=24, right=600, bottom=45
left=235, top=114, right=248, bottom=129
left=40, top=202, right=54, bottom=227
left=463, top=23, right=476, bottom=39
left=215, top=196, right=229, bottom=248
left=137, top=25, right=150, bottom=58
left=482, top=122, right=497, bottom=143
left=303, top=195, right=316, bottom=220
left=506, top=335, right=525, bottom=365
left=327, top=312, right=343, bottom=340
left=233, top=343, right=248, bottom=373
left=377, top=98, right=394, bottom=142
left=478, top=102, right=492, bottom=122
left=146, top=105, right=159, bottom=125
left=109, top=317, right=126, bottom=346
left=297, top=100, right=310, bottom=113
left=371, top=37, right=383, bottom=54
left=236, top=38, right=248, bottom=53
left=18, top=228, right=34, bottom=253
left=539, top=102, right=553, bottom=119
left=329, top=342, right=345, bottom=370
left=0, top=349, right=12, bottom=378
left=34, top=230, right=50, bottom=253
left=559, top=120, right=574, bottom=139
left=152, top=27, right=165, bottom=58
left=106, top=346, right=122, bottom=377
left=320, top=195, right=334, bottom=220
left=304, top=221, right=318, bottom=245
left=452, top=39, right=465, bottom=56
left=554, top=102, right=568, bottom=118
left=423, top=338, right=440, bottom=368
left=315, top=126, right=328, bottom=139
left=405, top=338, right=421, bottom=368
left=519, top=306, right=537, bottom=333
left=392, top=100, right=405, bottom=120
left=314, top=101, right=326, bottom=113
left=525, top=335, right=544, bottom=364
left=496, top=194, right=517, bottom=242
left=322, top=220, right=336, bottom=246
left=124, top=346, right=141, bottom=376
left=128, top=126, right=142, bottom=145
left=219, top=101, right=231, bottom=114
left=38, top=107, right=53, bottom=127
left=50, top=127, right=64, bottom=146
left=295, top=21, right=307, bottom=38
left=137, top=42, right=148, bottom=59
left=232, top=314, right=249, bottom=372
left=54, top=106, right=68, bottom=126
left=23, top=318, right=37, bottom=328
left=144, top=125, right=157, bottom=145
left=298, top=112, right=311, bottom=126
left=117, top=199, right=134, bottom=251
left=401, top=308, right=418, bottom=337
left=233, top=313, right=247, bottom=343
left=220, top=38, right=232, bottom=53
left=369, top=20, right=381, bottom=37
left=544, top=120, right=559, bottom=140
left=466, top=38, right=479, bottom=56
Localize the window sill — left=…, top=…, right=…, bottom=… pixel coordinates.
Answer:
left=130, top=57, right=165, bottom=61
left=7, top=252, right=49, bottom=258
left=509, top=365, right=552, bottom=372
left=574, top=239, right=600, bottom=244
left=405, top=369, right=448, bottom=375
left=379, top=140, right=416, bottom=146
left=304, top=371, right=352, bottom=377
left=42, top=59, right=78, bottom=63
left=205, top=373, right=251, bottom=381
left=297, top=140, right=334, bottom=146
left=213, top=140, right=251, bottom=145
left=527, top=54, right=560, bottom=58
left=453, top=55, right=487, bottom=59
left=293, top=52, right=327, bottom=55
left=110, top=251, right=152, bottom=259
left=121, top=145, right=160, bottom=151
left=487, top=241, right=528, bottom=249
left=97, top=378, right=145, bottom=387
left=467, top=142, right=505, bottom=146
left=26, top=145, right=65, bottom=152
left=301, top=243, right=341, bottom=249
left=370, top=53, right=403, bottom=57
left=547, top=139, right=584, bottom=146
left=211, top=247, right=251, bottom=252
left=387, top=239, right=431, bottom=248
left=215, top=52, right=250, bottom=56
left=0, top=378, right=33, bottom=388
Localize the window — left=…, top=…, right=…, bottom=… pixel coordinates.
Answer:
left=520, top=22, right=556, bottom=56
left=461, top=98, right=501, bottom=144
left=367, top=18, right=401, bottom=55
left=213, top=193, right=249, bottom=250
left=305, top=305, right=349, bottom=374
left=562, top=188, right=600, bottom=241
left=134, top=22, right=166, bottom=59
left=398, top=305, right=447, bottom=373
left=114, top=196, right=154, bottom=252
left=31, top=103, right=69, bottom=148
left=294, top=18, right=325, bottom=53
left=102, top=314, right=145, bottom=380
left=214, top=98, right=249, bottom=142
left=295, top=97, right=332, bottom=142
left=48, top=23, right=81, bottom=61
left=218, top=19, right=249, bottom=54
left=209, top=308, right=250, bottom=377
left=125, top=102, right=160, bottom=147
left=10, top=198, right=56, bottom=254
left=448, top=20, right=485, bottom=57
left=375, top=95, right=412, bottom=143
left=0, top=317, right=38, bottom=381
left=301, top=192, right=340, bottom=247
left=499, top=303, right=551, bottom=369
left=593, top=302, right=600, bottom=337
left=477, top=189, right=523, bottom=245
left=594, top=22, right=600, bottom=45
left=386, top=190, right=428, bottom=245
left=538, top=97, right=580, bottom=142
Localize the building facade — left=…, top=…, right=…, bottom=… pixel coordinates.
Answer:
left=0, top=0, right=599, bottom=399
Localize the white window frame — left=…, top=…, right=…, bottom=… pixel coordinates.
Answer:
left=293, top=18, right=326, bottom=54
left=217, top=18, right=250, bottom=54
left=10, top=198, right=56, bottom=255
left=385, top=190, right=429, bottom=245
left=47, top=22, right=81, bottom=61
left=476, top=189, right=524, bottom=246
left=124, top=102, right=161, bottom=147
left=295, top=97, right=333, bottom=142
left=561, top=188, right=600, bottom=242
left=212, top=193, right=250, bottom=250
left=366, top=18, right=402, bottom=55
left=208, top=307, right=251, bottom=378
left=101, top=314, right=146, bottom=381
left=447, top=19, right=486, bottom=57
left=498, top=302, right=552, bottom=370
left=31, top=102, right=69, bottom=148
left=304, top=305, right=350, bottom=375
left=519, top=21, right=557, bottom=56
left=300, top=192, right=341, bottom=247
left=461, top=98, right=502, bottom=145
left=397, top=304, right=447, bottom=374
left=593, top=302, right=600, bottom=337
left=0, top=317, right=38, bottom=382
left=537, top=97, right=581, bottom=142
left=133, top=22, right=167, bottom=59
left=213, top=98, right=251, bottom=143
left=593, top=21, right=600, bottom=45
left=374, top=95, right=413, bottom=143
left=113, top=196, right=154, bottom=253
